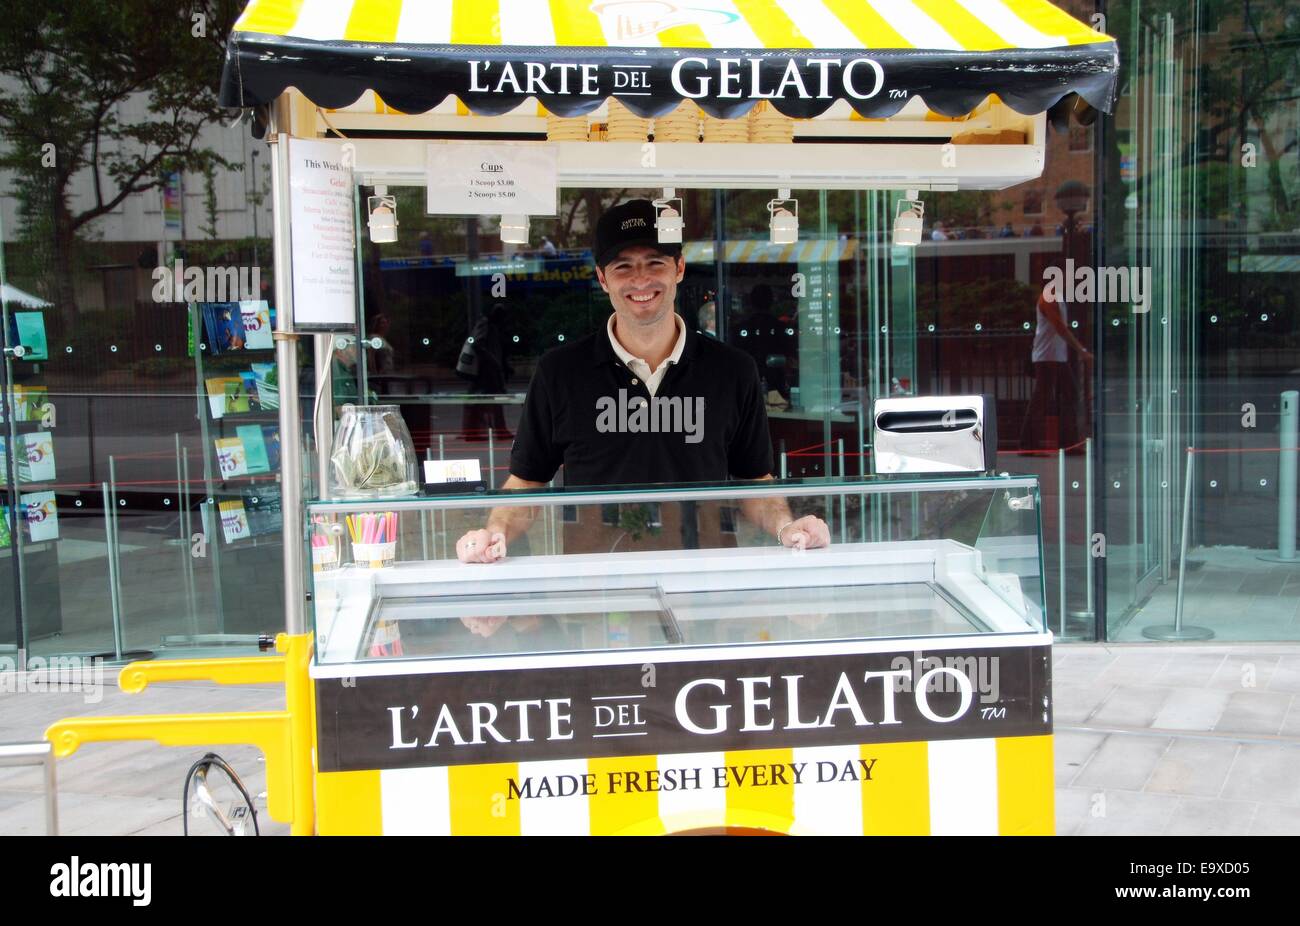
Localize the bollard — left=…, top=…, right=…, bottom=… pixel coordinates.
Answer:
left=1260, top=390, right=1299, bottom=563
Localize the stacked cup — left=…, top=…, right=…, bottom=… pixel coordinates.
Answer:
left=546, top=112, right=589, bottom=142
left=653, top=101, right=701, bottom=143
left=702, top=110, right=748, bottom=143
left=606, top=99, right=651, bottom=142
left=748, top=100, right=795, bottom=143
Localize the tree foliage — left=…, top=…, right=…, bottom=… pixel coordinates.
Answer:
left=0, top=1, right=242, bottom=307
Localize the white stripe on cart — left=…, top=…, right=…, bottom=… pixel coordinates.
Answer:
left=382, top=765, right=452, bottom=835
left=928, top=738, right=999, bottom=835
left=657, top=751, right=728, bottom=832
left=792, top=745, right=865, bottom=835
left=519, top=758, right=592, bottom=835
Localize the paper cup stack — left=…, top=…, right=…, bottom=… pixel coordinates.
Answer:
left=748, top=100, right=794, bottom=143
left=701, top=111, right=748, bottom=143
left=546, top=113, right=589, bottom=142
left=652, top=101, right=701, bottom=143
left=606, top=99, right=651, bottom=142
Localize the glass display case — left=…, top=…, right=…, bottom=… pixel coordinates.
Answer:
left=305, top=474, right=1055, bottom=836
left=306, top=474, right=1045, bottom=666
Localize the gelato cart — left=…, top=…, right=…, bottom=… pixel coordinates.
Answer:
left=46, top=0, right=1118, bottom=836
left=307, top=475, right=1052, bottom=835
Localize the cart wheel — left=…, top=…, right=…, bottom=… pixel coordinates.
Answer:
left=182, top=753, right=259, bottom=836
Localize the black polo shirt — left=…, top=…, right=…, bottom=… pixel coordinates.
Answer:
left=509, top=320, right=774, bottom=487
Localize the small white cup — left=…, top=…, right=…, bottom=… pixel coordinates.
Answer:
left=352, top=541, right=396, bottom=569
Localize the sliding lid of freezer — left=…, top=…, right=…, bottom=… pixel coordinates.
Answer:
left=308, top=475, right=1046, bottom=666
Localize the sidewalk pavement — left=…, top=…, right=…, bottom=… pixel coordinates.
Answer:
left=1, top=643, right=1298, bottom=836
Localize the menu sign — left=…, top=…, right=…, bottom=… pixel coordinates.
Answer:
left=289, top=137, right=356, bottom=329
left=316, top=642, right=1051, bottom=772
left=426, top=144, right=557, bottom=217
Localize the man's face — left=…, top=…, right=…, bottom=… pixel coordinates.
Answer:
left=595, top=245, right=685, bottom=328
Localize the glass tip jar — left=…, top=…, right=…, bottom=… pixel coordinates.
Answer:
left=329, top=404, right=419, bottom=499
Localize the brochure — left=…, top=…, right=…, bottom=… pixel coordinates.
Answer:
left=218, top=499, right=251, bottom=543
left=21, top=491, right=58, bottom=542
left=20, top=432, right=56, bottom=483
left=261, top=426, right=281, bottom=471
left=205, top=376, right=241, bottom=419
left=251, top=363, right=278, bottom=410
left=240, top=301, right=274, bottom=350
left=215, top=436, right=248, bottom=478
left=202, top=302, right=246, bottom=355
left=237, top=425, right=270, bottom=473
left=223, top=378, right=250, bottom=415
left=14, top=312, right=49, bottom=360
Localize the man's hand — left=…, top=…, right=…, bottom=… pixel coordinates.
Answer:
left=460, top=615, right=508, bottom=637
left=780, top=515, right=831, bottom=550
left=457, top=528, right=507, bottom=563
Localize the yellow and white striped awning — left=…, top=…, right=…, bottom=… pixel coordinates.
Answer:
left=221, top=0, right=1118, bottom=120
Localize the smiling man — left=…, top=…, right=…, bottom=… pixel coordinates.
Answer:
left=457, top=198, right=829, bottom=565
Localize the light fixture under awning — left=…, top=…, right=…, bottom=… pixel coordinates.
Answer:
left=219, top=0, right=1119, bottom=121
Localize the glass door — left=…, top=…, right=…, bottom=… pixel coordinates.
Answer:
left=1104, top=7, right=1197, bottom=636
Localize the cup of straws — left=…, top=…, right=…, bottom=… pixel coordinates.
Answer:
left=347, top=511, right=397, bottom=568
left=310, top=515, right=342, bottom=572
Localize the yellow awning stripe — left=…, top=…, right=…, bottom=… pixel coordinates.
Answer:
left=449, top=0, right=502, bottom=45
left=235, top=0, right=305, bottom=36
left=235, top=0, right=1114, bottom=49
left=656, top=22, right=714, bottom=49
left=730, top=0, right=814, bottom=49
left=1008, top=0, right=1108, bottom=44
left=914, top=0, right=1015, bottom=51
left=548, top=0, right=605, bottom=46
left=344, top=0, right=402, bottom=42
left=822, top=0, right=910, bottom=49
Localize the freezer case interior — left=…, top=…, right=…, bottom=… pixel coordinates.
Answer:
left=316, top=540, right=1042, bottom=664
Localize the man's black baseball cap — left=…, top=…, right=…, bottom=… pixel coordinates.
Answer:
left=594, top=199, right=683, bottom=268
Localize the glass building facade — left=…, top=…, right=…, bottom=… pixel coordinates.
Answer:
left=1, top=0, right=1297, bottom=663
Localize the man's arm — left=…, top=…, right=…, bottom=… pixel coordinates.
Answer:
left=737, top=475, right=831, bottom=549
left=457, top=474, right=547, bottom=562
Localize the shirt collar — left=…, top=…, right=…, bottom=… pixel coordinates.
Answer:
left=602, top=312, right=688, bottom=372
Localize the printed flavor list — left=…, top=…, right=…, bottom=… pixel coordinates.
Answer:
left=289, top=139, right=357, bottom=326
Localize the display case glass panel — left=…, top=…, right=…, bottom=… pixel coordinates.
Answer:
left=306, top=474, right=1044, bottom=666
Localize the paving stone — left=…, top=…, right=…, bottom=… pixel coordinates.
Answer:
left=1208, top=655, right=1280, bottom=691
left=1151, top=688, right=1229, bottom=731
left=1144, top=738, right=1239, bottom=798
left=1054, top=731, right=1105, bottom=787
left=1220, top=743, right=1300, bottom=805
left=1073, top=735, right=1171, bottom=792
left=1053, top=786, right=1094, bottom=837
left=1266, top=656, right=1300, bottom=693
left=1090, top=685, right=1171, bottom=728
left=1213, top=691, right=1294, bottom=736
left=1052, top=683, right=1114, bottom=724
left=1248, top=803, right=1300, bottom=836
left=1097, top=651, right=1174, bottom=686
left=1074, top=789, right=1180, bottom=836
left=1162, top=797, right=1257, bottom=836
left=1282, top=700, right=1300, bottom=738
left=1150, top=653, right=1225, bottom=688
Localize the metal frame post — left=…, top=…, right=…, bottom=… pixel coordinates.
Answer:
left=0, top=742, right=58, bottom=834
left=270, top=124, right=307, bottom=637
left=1144, top=447, right=1213, bottom=640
